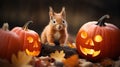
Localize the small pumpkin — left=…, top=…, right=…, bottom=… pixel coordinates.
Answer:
left=0, top=23, right=21, bottom=61
left=76, top=15, right=120, bottom=61
left=11, top=21, right=41, bottom=56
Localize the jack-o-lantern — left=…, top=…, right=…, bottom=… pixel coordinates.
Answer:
left=76, top=15, right=120, bottom=61
left=11, top=21, right=41, bottom=56
left=0, top=23, right=21, bottom=61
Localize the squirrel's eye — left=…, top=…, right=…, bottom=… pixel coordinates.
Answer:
left=53, top=21, right=56, bottom=23
left=63, top=21, right=65, bottom=23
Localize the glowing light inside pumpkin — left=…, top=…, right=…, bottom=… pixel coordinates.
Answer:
left=85, top=39, right=94, bottom=46
left=80, top=46, right=100, bottom=57
left=27, top=36, right=33, bottom=43
left=38, top=38, right=41, bottom=42
left=94, top=35, right=103, bottom=42
left=26, top=49, right=40, bottom=56
left=93, top=50, right=101, bottom=57
left=33, top=41, right=39, bottom=48
left=81, top=31, right=87, bottom=39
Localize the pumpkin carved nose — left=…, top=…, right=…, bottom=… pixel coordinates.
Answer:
left=85, top=39, right=94, bottom=46
left=33, top=41, right=39, bottom=48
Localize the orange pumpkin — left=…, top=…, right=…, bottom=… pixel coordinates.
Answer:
left=76, top=15, right=120, bottom=61
left=11, top=21, right=41, bottom=56
left=0, top=23, right=21, bottom=61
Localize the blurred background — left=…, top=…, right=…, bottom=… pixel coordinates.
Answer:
left=0, top=0, right=120, bottom=38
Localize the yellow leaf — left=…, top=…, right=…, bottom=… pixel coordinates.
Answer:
left=11, top=54, right=17, bottom=64
left=11, top=51, right=33, bottom=67
left=50, top=50, right=65, bottom=62
left=67, top=42, right=76, bottom=48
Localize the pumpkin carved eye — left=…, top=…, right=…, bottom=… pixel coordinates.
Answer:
left=94, top=35, right=103, bottom=42
left=81, top=31, right=87, bottom=39
left=27, top=36, right=33, bottom=43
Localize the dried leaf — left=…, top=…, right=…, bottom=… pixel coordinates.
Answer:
left=79, top=59, right=93, bottom=67
left=63, top=54, right=79, bottom=67
left=67, top=42, right=76, bottom=48
left=100, top=58, right=114, bottom=67
left=11, top=51, right=33, bottom=67
left=50, top=50, right=65, bottom=62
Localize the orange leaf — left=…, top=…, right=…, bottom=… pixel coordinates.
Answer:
left=63, top=54, right=79, bottom=67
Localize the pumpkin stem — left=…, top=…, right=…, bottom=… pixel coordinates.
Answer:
left=96, top=15, right=110, bottom=26
left=23, top=21, right=33, bottom=30
left=2, top=23, right=9, bottom=31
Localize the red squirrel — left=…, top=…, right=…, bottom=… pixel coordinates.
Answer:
left=41, top=7, right=68, bottom=46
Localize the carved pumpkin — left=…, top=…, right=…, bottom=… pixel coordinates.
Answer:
left=11, top=21, right=41, bottom=56
left=0, top=23, right=21, bottom=61
left=76, top=15, right=120, bottom=61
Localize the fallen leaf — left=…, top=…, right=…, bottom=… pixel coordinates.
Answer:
left=79, top=59, right=93, bottom=67
left=63, top=54, right=79, bottom=67
left=50, top=50, right=65, bottom=62
left=100, top=58, right=114, bottom=67
left=67, top=42, right=76, bottom=48
left=11, top=51, right=33, bottom=67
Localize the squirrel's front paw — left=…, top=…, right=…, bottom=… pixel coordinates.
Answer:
left=49, top=43, right=55, bottom=46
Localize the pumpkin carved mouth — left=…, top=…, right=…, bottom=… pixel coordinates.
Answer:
left=26, top=49, right=40, bottom=56
left=80, top=46, right=100, bottom=57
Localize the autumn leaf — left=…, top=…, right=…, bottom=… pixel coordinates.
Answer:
left=67, top=42, right=76, bottom=48
left=63, top=54, right=79, bottom=67
left=11, top=51, right=33, bottom=67
left=50, top=50, right=65, bottom=62
left=100, top=58, right=114, bottom=67
left=79, top=59, right=93, bottom=67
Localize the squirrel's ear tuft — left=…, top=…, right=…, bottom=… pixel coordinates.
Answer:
left=49, top=6, right=54, bottom=19
left=61, top=7, right=66, bottom=19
